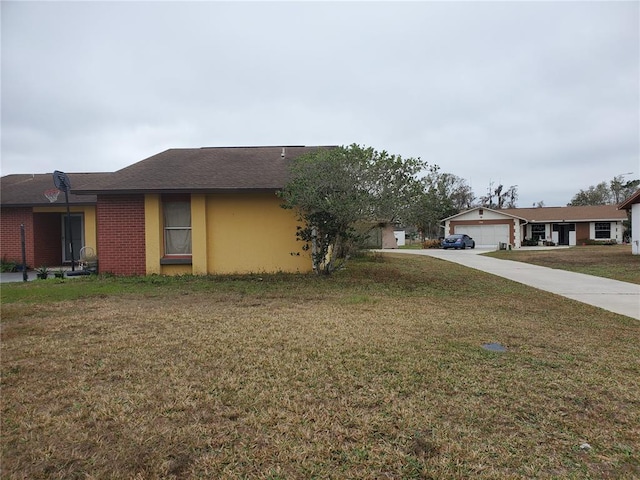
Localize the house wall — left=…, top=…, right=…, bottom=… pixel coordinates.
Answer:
left=381, top=225, right=398, bottom=248
left=205, top=193, right=311, bottom=274
left=587, top=221, right=623, bottom=243
left=32, top=206, right=98, bottom=258
left=1, top=205, right=97, bottom=269
left=144, top=192, right=311, bottom=275
left=632, top=205, right=640, bottom=255
left=576, top=223, right=590, bottom=243
left=525, top=221, right=623, bottom=246
left=97, top=195, right=146, bottom=275
left=0, top=207, right=35, bottom=267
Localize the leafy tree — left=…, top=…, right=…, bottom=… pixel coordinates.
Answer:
left=568, top=176, right=639, bottom=206
left=412, top=167, right=474, bottom=238
left=568, top=181, right=613, bottom=206
left=279, top=144, right=426, bottom=274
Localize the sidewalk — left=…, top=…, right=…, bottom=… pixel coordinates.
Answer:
left=1, top=266, right=81, bottom=284
left=381, top=248, right=640, bottom=320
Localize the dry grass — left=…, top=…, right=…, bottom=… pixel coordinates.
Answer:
left=485, top=245, right=640, bottom=284
left=2, top=254, right=639, bottom=479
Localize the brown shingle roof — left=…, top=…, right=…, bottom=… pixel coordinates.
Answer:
left=502, top=205, right=627, bottom=222
left=618, top=189, right=640, bottom=210
left=72, top=146, right=334, bottom=194
left=1, top=173, right=109, bottom=206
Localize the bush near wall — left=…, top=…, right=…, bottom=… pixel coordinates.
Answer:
left=522, top=238, right=539, bottom=247
left=1, top=256, right=19, bottom=272
left=578, top=239, right=618, bottom=246
left=422, top=239, right=442, bottom=249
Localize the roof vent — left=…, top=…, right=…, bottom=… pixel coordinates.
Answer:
left=281, top=147, right=286, bottom=158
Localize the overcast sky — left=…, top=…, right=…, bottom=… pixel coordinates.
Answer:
left=2, top=1, right=638, bottom=207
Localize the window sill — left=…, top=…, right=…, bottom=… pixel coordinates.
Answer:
left=160, top=257, right=192, bottom=265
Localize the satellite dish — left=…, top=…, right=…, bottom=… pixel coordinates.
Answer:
left=53, top=170, right=71, bottom=192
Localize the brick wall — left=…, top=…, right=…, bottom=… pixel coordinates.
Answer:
left=97, top=195, right=146, bottom=275
left=33, top=213, right=62, bottom=267
left=576, top=223, right=590, bottom=243
left=0, top=207, right=35, bottom=267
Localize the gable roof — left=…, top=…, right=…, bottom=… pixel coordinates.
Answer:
left=443, top=205, right=627, bottom=223
left=1, top=173, right=109, bottom=207
left=72, top=146, right=335, bottom=195
left=442, top=207, right=527, bottom=222
left=502, top=205, right=627, bottom=222
left=618, top=189, right=640, bottom=210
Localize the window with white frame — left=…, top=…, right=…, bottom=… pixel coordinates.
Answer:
left=164, top=201, right=191, bottom=255
left=594, top=222, right=611, bottom=239
left=531, top=224, right=546, bottom=240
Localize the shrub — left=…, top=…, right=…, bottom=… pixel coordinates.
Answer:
left=0, top=256, right=19, bottom=273
left=422, top=239, right=442, bottom=249
left=522, top=238, right=539, bottom=247
left=579, top=239, right=617, bottom=246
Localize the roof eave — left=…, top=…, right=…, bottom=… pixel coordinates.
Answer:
left=528, top=217, right=627, bottom=223
left=72, top=187, right=283, bottom=195
left=618, top=190, right=640, bottom=210
left=442, top=206, right=528, bottom=222
left=1, top=201, right=98, bottom=208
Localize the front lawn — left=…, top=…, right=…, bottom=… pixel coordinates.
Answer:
left=485, top=244, right=640, bottom=284
left=2, top=254, right=638, bottom=479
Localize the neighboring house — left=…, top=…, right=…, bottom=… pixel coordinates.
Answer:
left=443, top=205, right=626, bottom=248
left=67, top=146, right=331, bottom=276
left=1, top=173, right=109, bottom=268
left=618, top=189, right=640, bottom=255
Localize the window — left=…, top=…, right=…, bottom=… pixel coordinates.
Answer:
left=531, top=224, right=545, bottom=240
left=164, top=201, right=191, bottom=255
left=595, top=222, right=611, bottom=239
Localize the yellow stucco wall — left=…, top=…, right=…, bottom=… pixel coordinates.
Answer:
left=144, top=195, right=162, bottom=275
left=33, top=205, right=97, bottom=254
left=143, top=192, right=310, bottom=276
left=206, top=193, right=311, bottom=274
left=191, top=194, right=208, bottom=275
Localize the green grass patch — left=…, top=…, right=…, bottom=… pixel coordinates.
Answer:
left=2, top=254, right=639, bottom=479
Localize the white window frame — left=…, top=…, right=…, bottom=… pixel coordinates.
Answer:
left=163, top=201, right=192, bottom=256
left=531, top=224, right=546, bottom=240
left=594, top=222, right=611, bottom=239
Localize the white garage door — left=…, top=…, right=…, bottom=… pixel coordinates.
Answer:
left=455, top=224, right=509, bottom=247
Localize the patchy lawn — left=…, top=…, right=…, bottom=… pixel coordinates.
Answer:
left=2, top=254, right=639, bottom=479
left=485, top=245, right=640, bottom=284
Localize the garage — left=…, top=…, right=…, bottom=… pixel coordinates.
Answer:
left=454, top=224, right=509, bottom=247
left=443, top=207, right=523, bottom=248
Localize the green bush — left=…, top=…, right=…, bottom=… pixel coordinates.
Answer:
left=1, top=256, right=19, bottom=273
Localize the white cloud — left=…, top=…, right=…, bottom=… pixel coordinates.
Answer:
left=1, top=1, right=638, bottom=206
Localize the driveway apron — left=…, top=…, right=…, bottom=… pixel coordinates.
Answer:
left=380, top=248, right=640, bottom=320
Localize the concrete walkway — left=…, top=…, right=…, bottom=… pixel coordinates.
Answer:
left=379, top=248, right=640, bottom=320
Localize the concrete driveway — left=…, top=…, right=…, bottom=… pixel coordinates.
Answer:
left=379, top=248, right=640, bottom=320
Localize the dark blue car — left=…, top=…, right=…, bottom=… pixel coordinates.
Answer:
left=441, top=234, right=476, bottom=250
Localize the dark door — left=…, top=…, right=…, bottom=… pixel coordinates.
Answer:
left=553, top=223, right=575, bottom=246
left=62, top=214, right=83, bottom=262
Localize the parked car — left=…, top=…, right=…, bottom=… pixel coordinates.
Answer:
left=441, top=234, right=475, bottom=250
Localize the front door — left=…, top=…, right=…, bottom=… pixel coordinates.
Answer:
left=62, top=214, right=84, bottom=262
left=553, top=223, right=575, bottom=246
